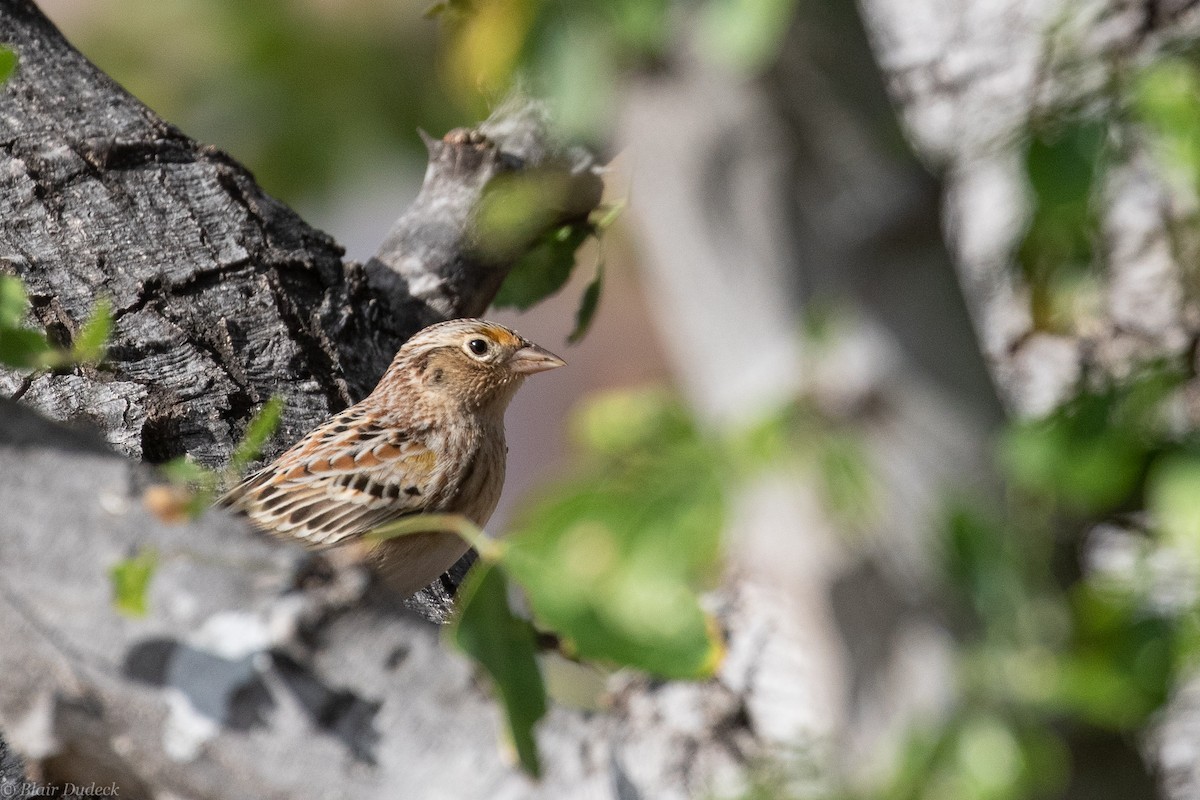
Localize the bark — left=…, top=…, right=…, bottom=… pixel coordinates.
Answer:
left=0, top=398, right=786, bottom=799
left=620, top=0, right=1200, bottom=795
left=0, top=3, right=743, bottom=798
left=0, top=0, right=600, bottom=468
left=0, top=734, right=29, bottom=788
left=0, top=0, right=598, bottom=617
left=617, top=5, right=1002, bottom=786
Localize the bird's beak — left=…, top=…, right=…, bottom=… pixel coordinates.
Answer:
left=509, top=343, right=567, bottom=375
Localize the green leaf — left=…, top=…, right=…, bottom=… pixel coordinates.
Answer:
left=0, top=327, right=50, bottom=369
left=500, top=390, right=725, bottom=679
left=476, top=171, right=573, bottom=263
left=1134, top=59, right=1200, bottom=193
left=492, top=224, right=590, bottom=310
left=572, top=386, right=693, bottom=455
left=589, top=200, right=625, bottom=231
left=1053, top=585, right=1175, bottom=729
left=230, top=396, right=284, bottom=473
left=999, top=386, right=1152, bottom=514
left=450, top=563, right=547, bottom=777
left=0, top=46, right=17, bottom=85
left=698, top=0, right=797, bottom=73
left=815, top=430, right=874, bottom=525
left=535, top=17, right=618, bottom=140
left=0, top=276, right=29, bottom=328
left=1017, top=120, right=1107, bottom=330
left=110, top=548, right=158, bottom=618
left=953, top=715, right=1026, bottom=798
left=567, top=260, right=603, bottom=343
left=1148, top=454, right=1200, bottom=557
left=160, top=456, right=213, bottom=487
left=71, top=298, right=113, bottom=364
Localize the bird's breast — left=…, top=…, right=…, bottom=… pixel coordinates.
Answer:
left=449, top=425, right=506, bottom=527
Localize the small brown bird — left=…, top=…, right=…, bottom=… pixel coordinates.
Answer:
left=220, top=318, right=565, bottom=595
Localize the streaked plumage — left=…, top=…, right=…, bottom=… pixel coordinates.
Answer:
left=219, top=318, right=565, bottom=595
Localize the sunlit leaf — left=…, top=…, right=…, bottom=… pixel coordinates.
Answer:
left=445, top=0, right=533, bottom=95
left=0, top=46, right=17, bottom=85
left=571, top=386, right=692, bottom=456
left=477, top=171, right=580, bottom=265
left=71, top=298, right=113, bottom=364
left=1134, top=58, right=1200, bottom=192
left=0, top=276, right=29, bottom=328
left=954, top=715, right=1025, bottom=798
left=501, top=390, right=724, bottom=679
left=450, top=563, right=546, bottom=777
left=589, top=200, right=625, bottom=231
left=698, top=0, right=798, bottom=73
left=229, top=396, right=284, bottom=473
left=110, top=548, right=158, bottom=617
left=1148, top=453, right=1200, bottom=556
left=0, top=327, right=51, bottom=369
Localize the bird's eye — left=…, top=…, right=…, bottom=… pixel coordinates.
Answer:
left=467, top=338, right=490, bottom=357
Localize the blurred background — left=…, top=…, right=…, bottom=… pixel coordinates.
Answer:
left=36, top=0, right=1200, bottom=797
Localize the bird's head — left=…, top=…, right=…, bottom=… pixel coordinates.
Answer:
left=380, top=319, right=566, bottom=411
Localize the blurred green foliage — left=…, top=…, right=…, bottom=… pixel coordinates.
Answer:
left=0, top=275, right=112, bottom=370
left=0, top=273, right=172, bottom=620
left=435, top=0, right=796, bottom=146
left=1018, top=120, right=1107, bottom=331
left=71, top=0, right=469, bottom=200
left=0, top=44, right=17, bottom=83
left=58, top=2, right=1200, bottom=793
left=385, top=384, right=873, bottom=776
left=502, top=388, right=725, bottom=678
left=374, top=387, right=729, bottom=774
left=159, top=395, right=285, bottom=518
left=999, top=370, right=1179, bottom=515
left=841, top=54, right=1200, bottom=799
left=451, top=562, right=548, bottom=776
left=489, top=224, right=590, bottom=309
left=109, top=547, right=158, bottom=618
left=1135, top=58, right=1200, bottom=195
left=485, top=178, right=622, bottom=342
left=67, top=0, right=795, bottom=198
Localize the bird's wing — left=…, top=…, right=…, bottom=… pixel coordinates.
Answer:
left=220, top=410, right=445, bottom=547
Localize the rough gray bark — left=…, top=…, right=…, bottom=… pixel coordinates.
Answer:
left=0, top=398, right=781, bottom=798
left=0, top=399, right=512, bottom=797
left=0, top=733, right=28, bottom=788
left=0, top=0, right=600, bottom=467
left=0, top=2, right=737, bottom=798
left=0, top=0, right=599, bottom=617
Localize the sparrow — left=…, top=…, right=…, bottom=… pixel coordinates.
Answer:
left=219, top=318, right=565, bottom=595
